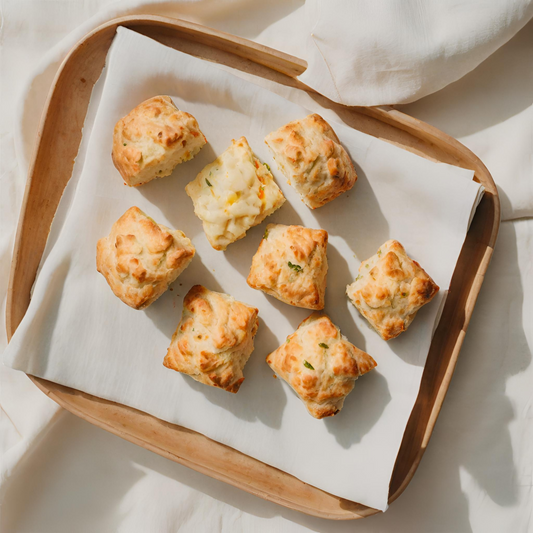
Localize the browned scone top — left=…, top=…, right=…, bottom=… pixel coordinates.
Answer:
left=265, top=113, right=357, bottom=209
left=96, top=206, right=195, bottom=309
left=346, top=240, right=439, bottom=340
left=112, top=96, right=206, bottom=186
left=164, top=285, right=259, bottom=393
left=266, top=313, right=376, bottom=419
left=247, top=224, right=328, bottom=310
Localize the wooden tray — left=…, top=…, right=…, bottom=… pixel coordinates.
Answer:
left=6, top=15, right=500, bottom=520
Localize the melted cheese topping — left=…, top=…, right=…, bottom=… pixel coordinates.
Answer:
left=185, top=137, right=285, bottom=250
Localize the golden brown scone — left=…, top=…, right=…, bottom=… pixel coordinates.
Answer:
left=266, top=313, right=376, bottom=419
left=247, top=224, right=328, bottom=310
left=185, top=137, right=285, bottom=251
left=265, top=114, right=357, bottom=209
left=164, top=285, right=259, bottom=393
left=346, top=240, right=439, bottom=340
left=112, top=96, right=206, bottom=187
left=96, top=207, right=195, bottom=309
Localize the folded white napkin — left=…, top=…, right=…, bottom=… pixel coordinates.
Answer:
left=3, top=28, right=484, bottom=511
left=295, top=0, right=533, bottom=105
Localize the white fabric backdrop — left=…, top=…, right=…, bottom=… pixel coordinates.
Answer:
left=1, top=1, right=532, bottom=532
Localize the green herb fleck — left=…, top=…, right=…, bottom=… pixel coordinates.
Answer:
left=288, top=261, right=303, bottom=273
left=260, top=185, right=265, bottom=191
left=365, top=264, right=369, bottom=268
left=286, top=338, right=291, bottom=343
left=263, top=228, right=269, bottom=239
left=355, top=274, right=362, bottom=281
left=123, top=143, right=127, bottom=146
left=377, top=249, right=382, bottom=256
left=401, top=292, right=407, bottom=297
left=303, top=360, right=314, bottom=370
left=263, top=162, right=271, bottom=171
left=206, top=178, right=213, bottom=187
left=319, top=343, right=329, bottom=349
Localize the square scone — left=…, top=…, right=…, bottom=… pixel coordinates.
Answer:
left=164, top=285, right=259, bottom=393
left=266, top=313, right=377, bottom=419
left=96, top=206, right=195, bottom=309
left=185, top=137, right=285, bottom=250
left=247, top=224, right=328, bottom=310
left=112, top=96, right=206, bottom=187
left=346, top=240, right=440, bottom=340
left=265, top=113, right=357, bottom=209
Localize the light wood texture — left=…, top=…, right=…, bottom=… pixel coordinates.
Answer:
left=6, top=15, right=500, bottom=520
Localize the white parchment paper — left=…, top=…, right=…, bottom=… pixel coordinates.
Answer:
left=3, top=28, right=484, bottom=511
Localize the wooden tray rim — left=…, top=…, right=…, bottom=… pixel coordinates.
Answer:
left=5, top=14, right=500, bottom=520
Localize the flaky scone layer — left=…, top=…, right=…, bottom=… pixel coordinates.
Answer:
left=247, top=224, right=328, bottom=310
left=265, top=113, right=357, bottom=209
left=112, top=96, right=206, bottom=186
left=164, top=285, right=259, bottom=393
left=96, top=207, right=195, bottom=309
left=266, top=313, right=376, bottom=419
left=346, top=240, right=439, bottom=340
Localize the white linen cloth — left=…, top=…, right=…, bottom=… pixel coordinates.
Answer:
left=1, top=1, right=532, bottom=532
left=3, top=26, right=484, bottom=512
left=297, top=0, right=533, bottom=105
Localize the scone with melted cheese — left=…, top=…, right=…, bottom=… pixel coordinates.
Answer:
left=266, top=313, right=376, bottom=419
left=346, top=240, right=439, bottom=340
left=97, top=207, right=195, bottom=309
left=265, top=114, right=357, bottom=209
left=112, top=96, right=206, bottom=187
left=247, top=224, right=328, bottom=310
left=164, top=285, right=259, bottom=393
left=185, top=137, right=285, bottom=250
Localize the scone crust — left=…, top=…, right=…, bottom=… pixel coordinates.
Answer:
left=265, top=113, right=357, bottom=209
left=112, top=96, right=206, bottom=187
left=96, top=207, right=195, bottom=309
left=266, top=313, right=376, bottom=419
left=185, top=137, right=285, bottom=251
left=247, top=224, right=328, bottom=310
left=164, top=285, right=259, bottom=393
left=346, top=240, right=440, bottom=340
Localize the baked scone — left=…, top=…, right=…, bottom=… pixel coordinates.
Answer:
left=264, top=114, right=357, bottom=209
left=185, top=137, right=285, bottom=251
left=96, top=207, right=195, bottom=309
left=164, top=285, right=259, bottom=393
left=247, top=224, right=328, bottom=310
left=112, top=96, right=206, bottom=187
left=266, top=313, right=377, bottom=419
left=346, top=240, right=439, bottom=340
